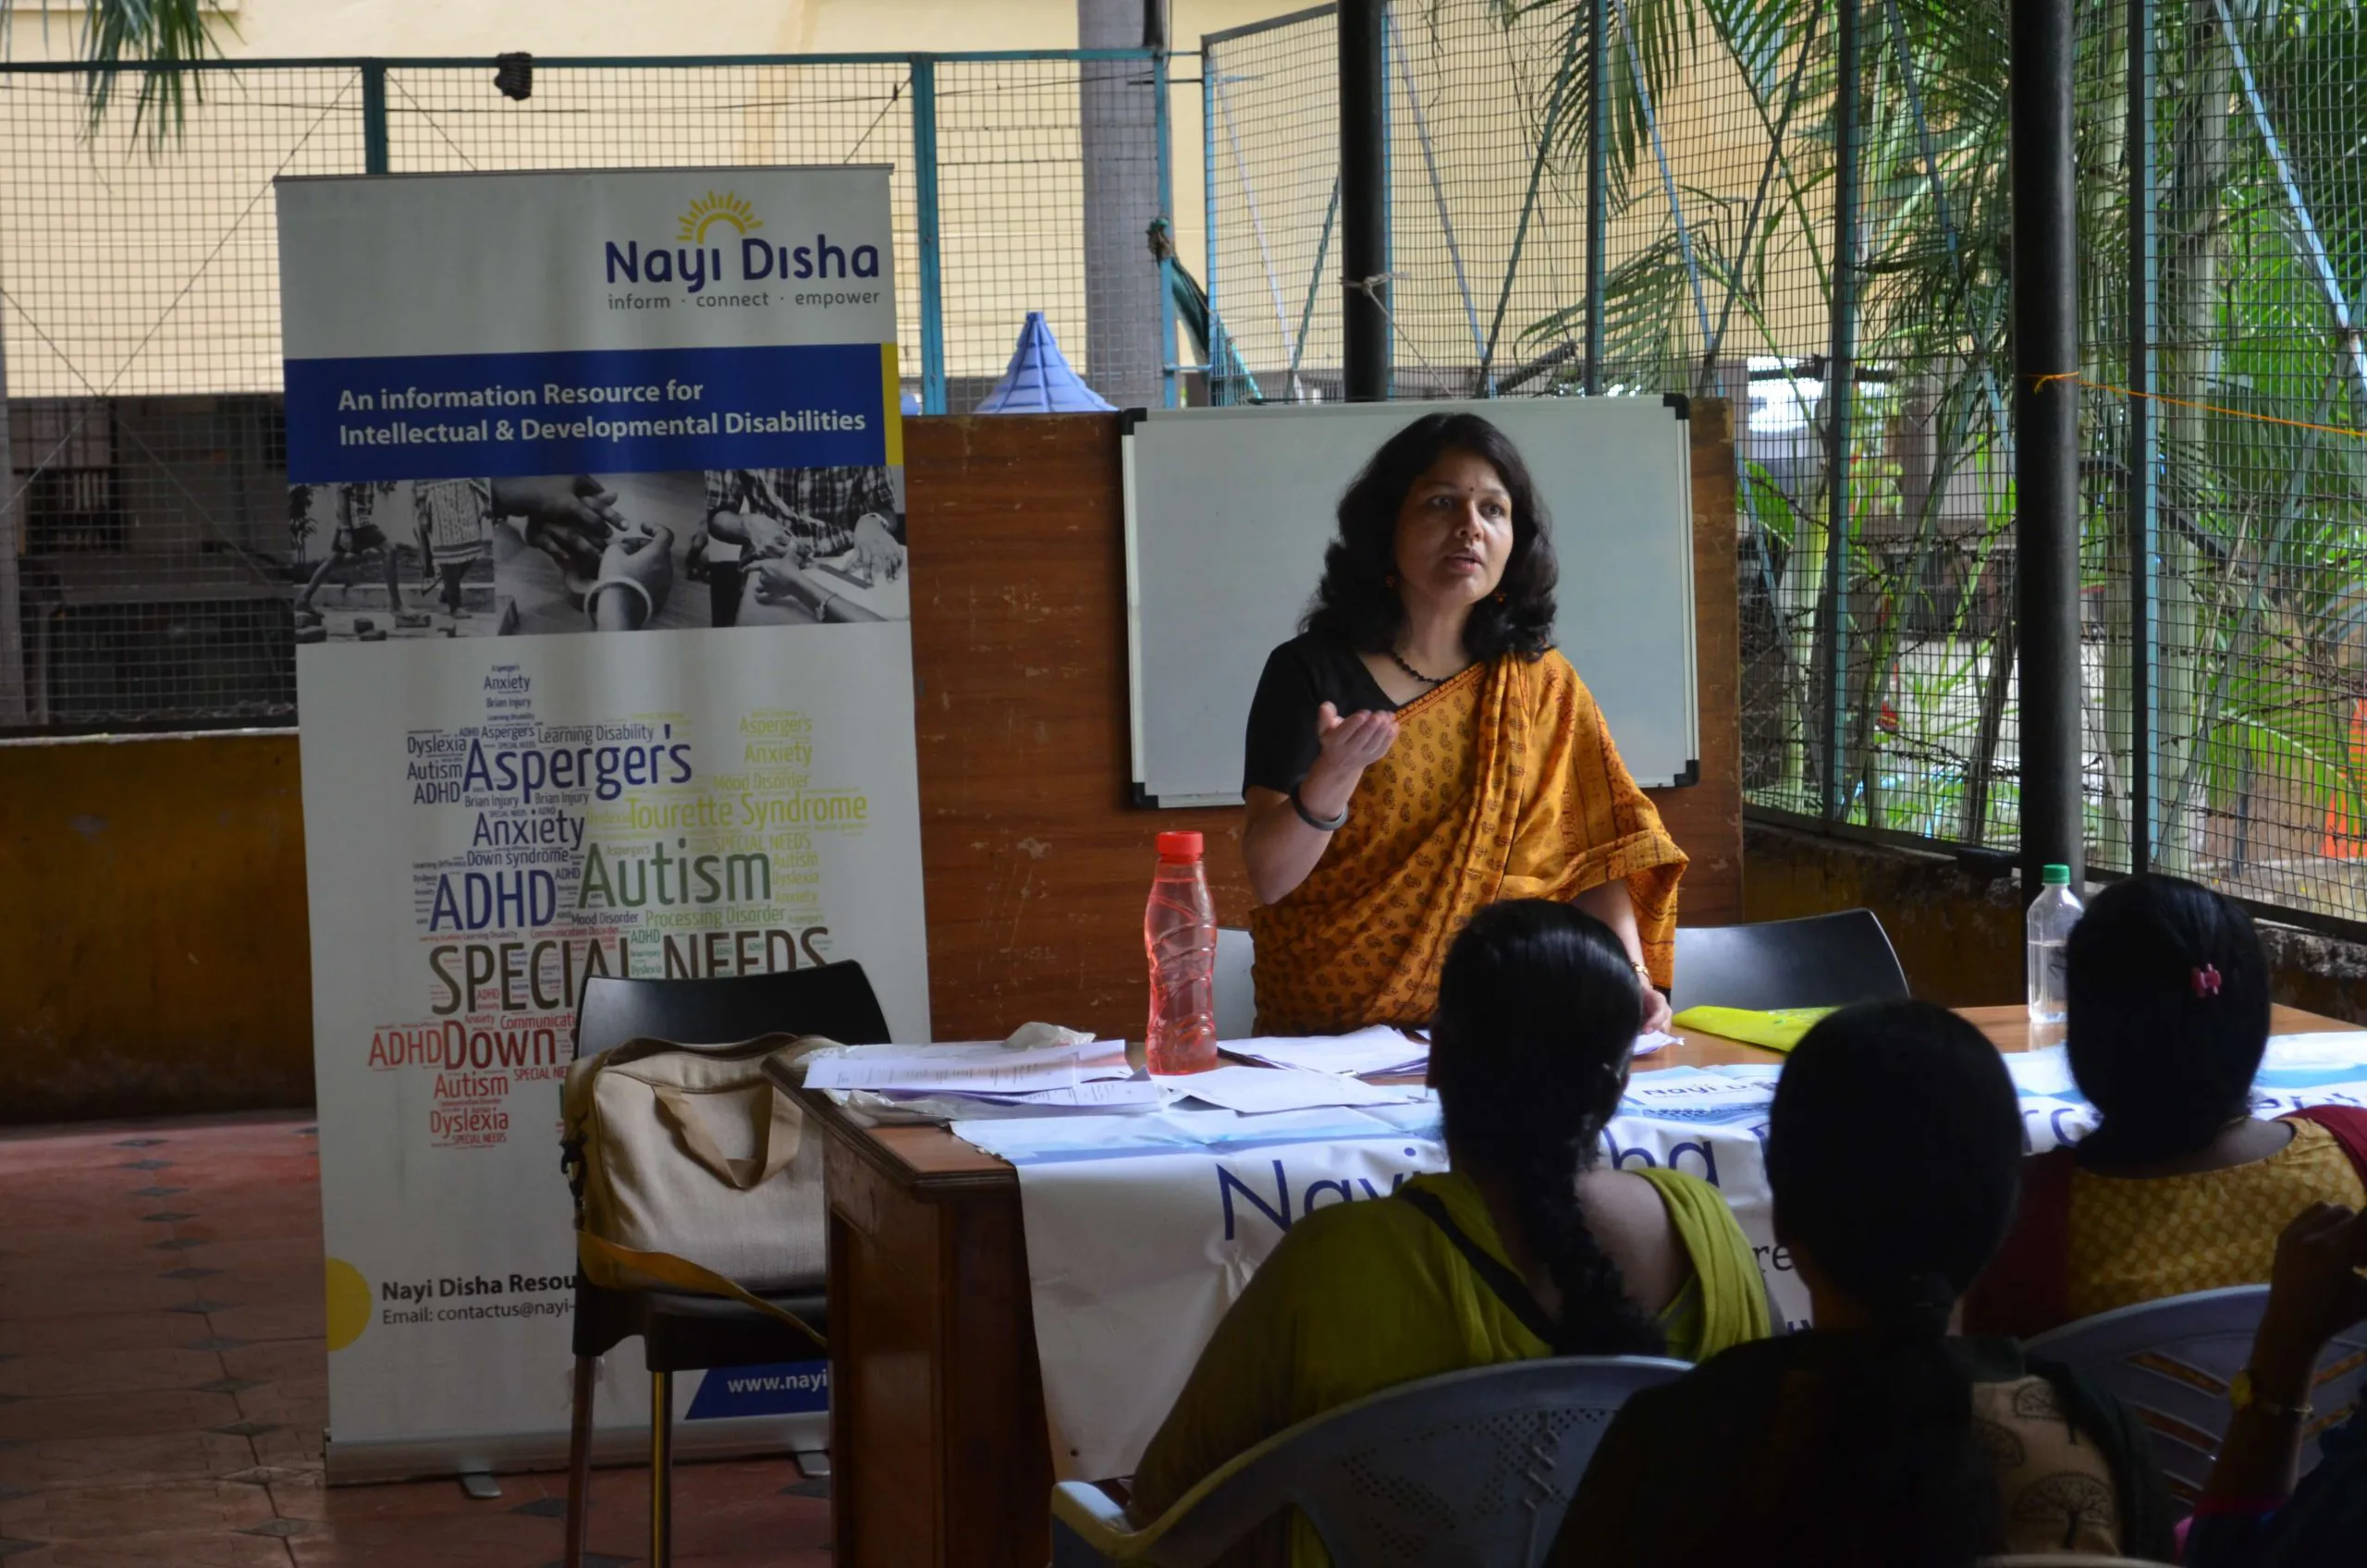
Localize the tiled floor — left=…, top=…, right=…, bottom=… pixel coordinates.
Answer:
left=0, top=1113, right=828, bottom=1567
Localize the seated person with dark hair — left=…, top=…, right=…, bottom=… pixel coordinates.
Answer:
left=1557, top=1001, right=2177, bottom=1567
left=1129, top=900, right=1767, bottom=1568
left=2189, top=1202, right=2367, bottom=1568
left=1967, top=875, right=2367, bottom=1338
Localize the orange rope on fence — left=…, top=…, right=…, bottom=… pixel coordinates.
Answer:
left=2024, top=371, right=2367, bottom=441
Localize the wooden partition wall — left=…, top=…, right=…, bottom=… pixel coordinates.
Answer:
left=904, top=405, right=1741, bottom=1042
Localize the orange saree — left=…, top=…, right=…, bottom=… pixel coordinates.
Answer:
left=1250, top=650, right=1687, bottom=1035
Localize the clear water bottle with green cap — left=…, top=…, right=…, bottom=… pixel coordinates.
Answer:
left=2026, top=864, right=2083, bottom=1043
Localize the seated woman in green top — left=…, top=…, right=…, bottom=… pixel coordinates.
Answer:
left=1129, top=899, right=1769, bottom=1565
left=1557, top=1002, right=2177, bottom=1567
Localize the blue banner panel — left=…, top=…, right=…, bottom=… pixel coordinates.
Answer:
left=287, top=342, right=887, bottom=483
left=684, top=1358, right=829, bottom=1419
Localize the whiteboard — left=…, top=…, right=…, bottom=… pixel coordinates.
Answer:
left=1122, top=398, right=1699, bottom=806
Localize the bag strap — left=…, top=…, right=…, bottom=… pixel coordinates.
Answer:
left=1964, top=1145, right=2076, bottom=1337
left=1394, top=1185, right=1562, bottom=1350
left=651, top=1081, right=803, bottom=1189
left=576, top=1232, right=827, bottom=1352
left=562, top=1033, right=832, bottom=1203
left=2284, top=1104, right=2367, bottom=1184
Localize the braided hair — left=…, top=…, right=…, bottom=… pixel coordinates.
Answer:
left=2066, top=873, right=2272, bottom=1165
left=1429, top=900, right=1663, bottom=1355
left=1761, top=1001, right=2026, bottom=1567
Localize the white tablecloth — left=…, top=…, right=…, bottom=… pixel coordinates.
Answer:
left=969, top=1035, right=2367, bottom=1483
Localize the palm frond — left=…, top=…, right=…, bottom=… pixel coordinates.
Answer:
left=0, top=0, right=232, bottom=144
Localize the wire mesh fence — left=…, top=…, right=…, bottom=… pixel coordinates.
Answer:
left=1204, top=0, right=2367, bottom=932
left=0, top=50, right=1173, bottom=734
left=1, top=66, right=367, bottom=730
left=9, top=15, right=2367, bottom=930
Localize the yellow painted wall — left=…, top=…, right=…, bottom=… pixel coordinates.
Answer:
left=0, top=732, right=313, bottom=1123
left=3, top=0, right=816, bottom=56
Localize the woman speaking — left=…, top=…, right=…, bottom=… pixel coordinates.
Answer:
left=1242, top=411, right=1687, bottom=1035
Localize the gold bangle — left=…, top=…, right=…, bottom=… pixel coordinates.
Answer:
left=2230, top=1367, right=2312, bottom=1422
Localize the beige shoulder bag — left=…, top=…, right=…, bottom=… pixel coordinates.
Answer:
left=559, top=1032, right=833, bottom=1347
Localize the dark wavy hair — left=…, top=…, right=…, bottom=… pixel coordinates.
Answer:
left=1301, top=412, right=1558, bottom=661
left=2067, top=873, right=2271, bottom=1165
left=1761, top=1001, right=2026, bottom=1567
left=1429, top=900, right=1662, bottom=1355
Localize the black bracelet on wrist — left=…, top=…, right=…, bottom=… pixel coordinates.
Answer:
left=1290, top=782, right=1349, bottom=832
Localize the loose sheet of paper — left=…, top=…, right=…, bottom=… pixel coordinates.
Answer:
left=1221, top=1026, right=1429, bottom=1076
left=2262, top=1031, right=2367, bottom=1072
left=803, top=1038, right=1129, bottom=1094
left=952, top=1104, right=1437, bottom=1162
left=2005, top=1046, right=2080, bottom=1098
left=1162, top=1065, right=1425, bottom=1114
left=938, top=1077, right=1161, bottom=1109
left=1617, top=1066, right=1776, bottom=1125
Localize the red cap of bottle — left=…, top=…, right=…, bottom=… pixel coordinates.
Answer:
left=1156, top=830, right=1205, bottom=862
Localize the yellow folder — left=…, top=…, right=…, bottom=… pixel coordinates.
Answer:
left=1668, top=1005, right=1838, bottom=1054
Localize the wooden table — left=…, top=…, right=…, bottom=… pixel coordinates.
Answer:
left=808, top=1003, right=2352, bottom=1566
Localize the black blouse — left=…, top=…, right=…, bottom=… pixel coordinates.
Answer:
left=1241, top=633, right=1398, bottom=796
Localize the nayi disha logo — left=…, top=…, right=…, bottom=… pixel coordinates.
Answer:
left=603, top=190, right=881, bottom=295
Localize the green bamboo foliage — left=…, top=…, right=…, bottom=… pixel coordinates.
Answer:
left=1516, top=0, right=2367, bottom=916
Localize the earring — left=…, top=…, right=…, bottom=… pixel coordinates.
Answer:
left=1385, top=572, right=1398, bottom=589
left=1492, top=590, right=1508, bottom=604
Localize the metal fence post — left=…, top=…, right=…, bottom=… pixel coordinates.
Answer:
left=910, top=57, right=948, bottom=416
left=1202, top=45, right=1222, bottom=404
left=2127, top=0, right=2158, bottom=871
left=1155, top=48, right=1180, bottom=410
left=362, top=61, right=389, bottom=175
left=2011, top=0, right=2086, bottom=890
left=0, top=312, right=26, bottom=726
left=1339, top=0, right=1390, bottom=400
left=1821, top=0, right=1861, bottom=821
left=1583, top=0, right=1609, bottom=396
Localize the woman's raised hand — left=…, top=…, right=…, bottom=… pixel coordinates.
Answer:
left=1304, top=702, right=1399, bottom=815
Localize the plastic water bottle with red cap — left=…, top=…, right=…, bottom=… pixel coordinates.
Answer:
left=1145, top=830, right=1219, bottom=1074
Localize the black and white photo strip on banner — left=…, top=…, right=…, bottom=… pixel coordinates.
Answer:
left=287, top=465, right=910, bottom=641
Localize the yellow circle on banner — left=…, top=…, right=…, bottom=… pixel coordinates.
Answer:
left=325, top=1257, right=372, bottom=1352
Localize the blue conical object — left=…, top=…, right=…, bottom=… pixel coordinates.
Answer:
left=975, top=311, right=1116, bottom=413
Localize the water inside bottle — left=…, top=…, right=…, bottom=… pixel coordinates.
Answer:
left=1146, top=862, right=1218, bottom=1074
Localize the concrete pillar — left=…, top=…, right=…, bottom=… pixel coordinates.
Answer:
left=1077, top=0, right=1167, bottom=410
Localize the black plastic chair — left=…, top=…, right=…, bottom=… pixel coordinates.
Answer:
left=563, top=962, right=890, bottom=1568
left=1667, top=909, right=1909, bottom=1014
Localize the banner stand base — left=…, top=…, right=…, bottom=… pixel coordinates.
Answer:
left=323, top=1412, right=829, bottom=1486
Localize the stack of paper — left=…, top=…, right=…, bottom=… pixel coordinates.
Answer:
left=803, top=1038, right=1154, bottom=1109
left=1223, top=1026, right=1430, bottom=1077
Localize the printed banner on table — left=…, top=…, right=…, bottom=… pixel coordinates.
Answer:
left=278, top=167, right=926, bottom=1472
left=1012, top=1053, right=2367, bottom=1483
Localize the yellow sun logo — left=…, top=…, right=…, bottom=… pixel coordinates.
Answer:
left=678, top=191, right=763, bottom=245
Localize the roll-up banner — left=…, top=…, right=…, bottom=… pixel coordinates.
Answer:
left=276, top=167, right=927, bottom=1480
